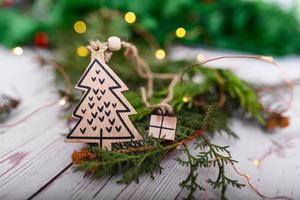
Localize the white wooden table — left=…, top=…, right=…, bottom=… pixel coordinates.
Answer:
left=1, top=46, right=300, bottom=200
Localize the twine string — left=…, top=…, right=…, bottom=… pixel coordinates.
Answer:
left=0, top=100, right=58, bottom=129
left=229, top=162, right=293, bottom=200
left=202, top=155, right=293, bottom=200
left=88, top=40, right=179, bottom=114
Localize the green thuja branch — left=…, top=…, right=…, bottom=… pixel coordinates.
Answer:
left=202, top=102, right=238, bottom=139
left=78, top=138, right=178, bottom=184
left=176, top=145, right=206, bottom=200
left=192, top=68, right=264, bottom=124
left=177, top=139, right=245, bottom=200
left=201, top=142, right=245, bottom=200
left=202, top=102, right=219, bottom=129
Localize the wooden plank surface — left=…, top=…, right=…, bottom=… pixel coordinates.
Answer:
left=1, top=43, right=300, bottom=200
left=0, top=47, right=82, bottom=199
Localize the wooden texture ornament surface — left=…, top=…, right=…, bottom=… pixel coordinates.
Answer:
left=65, top=58, right=143, bottom=150
left=149, top=114, right=177, bottom=140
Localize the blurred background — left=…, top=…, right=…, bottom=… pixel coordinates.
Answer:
left=0, top=0, right=299, bottom=55
left=1, top=0, right=299, bottom=86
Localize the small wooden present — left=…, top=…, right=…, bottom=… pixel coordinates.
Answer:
left=149, top=114, right=177, bottom=140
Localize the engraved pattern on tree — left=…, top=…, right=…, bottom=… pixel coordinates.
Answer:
left=65, top=58, right=143, bottom=150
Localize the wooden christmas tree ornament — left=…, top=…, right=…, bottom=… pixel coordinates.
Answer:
left=65, top=38, right=143, bottom=150
left=149, top=110, right=177, bottom=141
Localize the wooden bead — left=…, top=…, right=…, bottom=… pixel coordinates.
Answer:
left=107, top=36, right=121, bottom=51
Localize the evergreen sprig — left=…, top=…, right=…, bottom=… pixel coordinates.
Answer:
left=202, top=102, right=238, bottom=139
left=175, top=145, right=206, bottom=200
left=177, top=139, right=245, bottom=200
left=78, top=139, right=175, bottom=184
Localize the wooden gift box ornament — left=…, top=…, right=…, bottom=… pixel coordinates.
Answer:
left=65, top=37, right=143, bottom=150
left=149, top=109, right=177, bottom=140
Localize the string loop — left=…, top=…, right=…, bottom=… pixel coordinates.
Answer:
left=88, top=39, right=178, bottom=113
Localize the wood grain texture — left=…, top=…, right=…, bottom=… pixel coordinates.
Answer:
left=34, top=149, right=191, bottom=200
left=0, top=48, right=82, bottom=199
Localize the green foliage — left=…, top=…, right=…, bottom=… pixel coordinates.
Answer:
left=220, top=70, right=264, bottom=124
left=196, top=68, right=264, bottom=123
left=176, top=145, right=206, bottom=200
left=78, top=131, right=184, bottom=184
left=177, top=139, right=245, bottom=200
left=77, top=104, right=245, bottom=199
left=79, top=141, right=168, bottom=184
left=1, top=0, right=300, bottom=55
left=202, top=102, right=238, bottom=139
left=101, top=0, right=300, bottom=55
left=0, top=9, right=46, bottom=47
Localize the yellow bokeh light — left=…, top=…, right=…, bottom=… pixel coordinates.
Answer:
left=155, top=49, right=166, bottom=60
left=182, top=96, right=190, bottom=103
left=77, top=46, right=89, bottom=57
left=197, top=54, right=205, bottom=62
left=254, top=159, right=261, bottom=167
left=124, top=12, right=136, bottom=24
left=12, top=46, right=23, bottom=55
left=74, top=21, right=86, bottom=34
left=176, top=27, right=186, bottom=38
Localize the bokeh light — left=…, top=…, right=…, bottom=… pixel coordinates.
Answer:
left=155, top=49, right=166, bottom=60
left=176, top=27, right=186, bottom=38
left=77, top=46, right=89, bottom=57
left=12, top=46, right=23, bottom=55
left=197, top=54, right=205, bottom=62
left=74, top=21, right=86, bottom=34
left=254, top=159, right=261, bottom=167
left=125, top=12, right=136, bottom=24
left=182, top=95, right=190, bottom=103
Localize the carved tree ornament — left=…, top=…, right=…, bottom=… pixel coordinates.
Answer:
left=65, top=38, right=143, bottom=150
